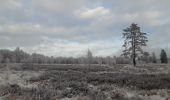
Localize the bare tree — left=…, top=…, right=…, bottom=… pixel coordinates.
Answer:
left=142, top=52, right=150, bottom=63
left=122, top=23, right=148, bottom=66
left=87, top=49, right=93, bottom=68
left=14, top=47, right=21, bottom=63
left=152, top=52, right=157, bottom=63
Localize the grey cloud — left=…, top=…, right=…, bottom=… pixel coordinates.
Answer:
left=0, top=0, right=170, bottom=57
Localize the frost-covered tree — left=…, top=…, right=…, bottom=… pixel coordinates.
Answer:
left=142, top=52, right=150, bottom=63
left=122, top=23, right=148, bottom=66
left=152, top=52, right=157, bottom=63
left=87, top=49, right=93, bottom=67
left=14, top=47, right=21, bottom=63
left=160, top=49, right=168, bottom=63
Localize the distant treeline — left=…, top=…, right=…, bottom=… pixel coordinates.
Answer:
left=0, top=47, right=168, bottom=64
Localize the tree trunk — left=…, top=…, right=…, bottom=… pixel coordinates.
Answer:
left=133, top=55, right=136, bottom=66
left=132, top=33, right=136, bottom=67
left=132, top=45, right=136, bottom=67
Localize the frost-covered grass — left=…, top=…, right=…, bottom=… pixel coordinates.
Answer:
left=0, top=64, right=170, bottom=100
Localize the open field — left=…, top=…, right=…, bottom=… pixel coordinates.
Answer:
left=0, top=64, right=170, bottom=100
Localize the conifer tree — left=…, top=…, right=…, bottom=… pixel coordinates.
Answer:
left=122, top=23, right=148, bottom=66
left=160, top=49, right=168, bottom=63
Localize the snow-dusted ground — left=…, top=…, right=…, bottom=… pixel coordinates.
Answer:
left=0, top=64, right=170, bottom=100
left=0, top=70, right=44, bottom=88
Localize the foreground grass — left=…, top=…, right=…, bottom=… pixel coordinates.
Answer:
left=0, top=64, right=170, bottom=100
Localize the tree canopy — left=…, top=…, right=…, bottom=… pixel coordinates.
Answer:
left=122, top=23, right=148, bottom=66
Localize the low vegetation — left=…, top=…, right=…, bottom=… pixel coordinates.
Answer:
left=0, top=64, right=170, bottom=100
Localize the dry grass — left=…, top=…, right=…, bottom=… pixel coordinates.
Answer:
left=0, top=64, right=170, bottom=100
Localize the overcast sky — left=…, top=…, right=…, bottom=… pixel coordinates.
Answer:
left=0, top=0, right=170, bottom=57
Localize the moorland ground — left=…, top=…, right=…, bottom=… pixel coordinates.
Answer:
left=0, top=63, right=170, bottom=100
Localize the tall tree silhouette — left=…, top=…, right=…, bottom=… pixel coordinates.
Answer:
left=160, top=49, right=168, bottom=63
left=122, top=23, right=148, bottom=66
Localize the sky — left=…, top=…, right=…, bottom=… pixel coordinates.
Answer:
left=0, top=0, right=170, bottom=57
